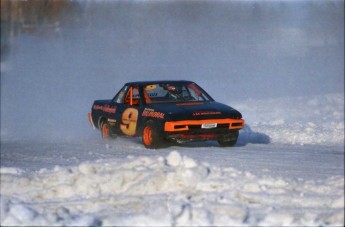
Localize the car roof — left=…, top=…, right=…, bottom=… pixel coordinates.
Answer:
left=124, top=80, right=194, bottom=87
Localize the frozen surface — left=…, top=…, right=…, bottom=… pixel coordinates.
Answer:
left=1, top=0, right=344, bottom=226
left=1, top=145, right=344, bottom=226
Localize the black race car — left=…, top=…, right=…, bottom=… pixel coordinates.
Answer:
left=88, top=80, right=244, bottom=148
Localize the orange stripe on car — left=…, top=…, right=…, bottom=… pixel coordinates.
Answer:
left=176, top=102, right=204, bottom=106
left=129, top=87, right=133, bottom=106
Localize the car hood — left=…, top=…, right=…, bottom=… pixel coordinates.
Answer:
left=148, top=101, right=242, bottom=121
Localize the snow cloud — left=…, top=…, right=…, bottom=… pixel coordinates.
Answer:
left=1, top=1, right=343, bottom=142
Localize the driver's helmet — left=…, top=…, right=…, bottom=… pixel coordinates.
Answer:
left=167, top=85, right=183, bottom=100
left=167, top=85, right=181, bottom=94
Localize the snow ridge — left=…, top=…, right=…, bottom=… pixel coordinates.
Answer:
left=1, top=151, right=343, bottom=226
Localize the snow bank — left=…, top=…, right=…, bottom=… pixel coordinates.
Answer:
left=236, top=93, right=344, bottom=146
left=1, top=151, right=343, bottom=226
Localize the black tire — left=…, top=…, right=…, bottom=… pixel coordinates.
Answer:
left=101, top=121, right=112, bottom=140
left=218, top=131, right=239, bottom=147
left=218, top=139, right=237, bottom=147
left=142, top=120, right=162, bottom=149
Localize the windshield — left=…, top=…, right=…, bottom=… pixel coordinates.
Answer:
left=143, top=82, right=213, bottom=104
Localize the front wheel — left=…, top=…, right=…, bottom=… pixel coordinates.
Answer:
left=218, top=131, right=239, bottom=147
left=142, top=120, right=162, bottom=149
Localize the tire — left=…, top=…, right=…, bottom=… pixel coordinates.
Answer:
left=142, top=120, right=162, bottom=149
left=101, top=121, right=111, bottom=140
left=218, top=139, right=237, bottom=147
left=218, top=131, right=239, bottom=147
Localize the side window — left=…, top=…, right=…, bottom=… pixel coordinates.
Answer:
left=144, top=84, right=168, bottom=102
left=113, top=86, right=128, bottom=104
left=124, top=86, right=140, bottom=105
left=187, top=87, right=201, bottom=101
left=187, top=83, right=206, bottom=101
left=181, top=86, right=192, bottom=100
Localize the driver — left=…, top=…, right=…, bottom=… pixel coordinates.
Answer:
left=166, top=85, right=183, bottom=100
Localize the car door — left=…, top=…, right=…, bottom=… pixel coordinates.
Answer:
left=113, top=85, right=141, bottom=136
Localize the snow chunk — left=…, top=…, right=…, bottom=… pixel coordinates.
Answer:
left=1, top=201, right=48, bottom=226
left=166, top=152, right=198, bottom=168
left=66, top=215, right=101, bottom=227
left=78, top=162, right=96, bottom=175
left=166, top=151, right=182, bottom=167
left=0, top=167, right=24, bottom=175
left=182, top=156, right=198, bottom=169
left=261, top=211, right=295, bottom=226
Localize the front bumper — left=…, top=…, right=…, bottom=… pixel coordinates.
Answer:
left=164, top=118, right=244, bottom=132
left=164, top=118, right=244, bottom=143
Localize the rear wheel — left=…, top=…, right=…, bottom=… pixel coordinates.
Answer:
left=218, top=131, right=239, bottom=147
left=142, top=120, right=161, bottom=149
left=101, top=121, right=111, bottom=140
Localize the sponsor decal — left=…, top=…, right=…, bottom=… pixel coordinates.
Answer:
left=148, top=92, right=158, bottom=97
left=93, top=104, right=116, bottom=114
left=193, top=111, right=221, bottom=116
left=142, top=108, right=165, bottom=119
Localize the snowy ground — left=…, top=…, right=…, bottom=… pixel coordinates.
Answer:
left=1, top=94, right=344, bottom=226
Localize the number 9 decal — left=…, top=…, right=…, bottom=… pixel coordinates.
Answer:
left=120, top=108, right=138, bottom=136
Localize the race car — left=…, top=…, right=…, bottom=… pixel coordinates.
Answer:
left=88, top=80, right=244, bottom=148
